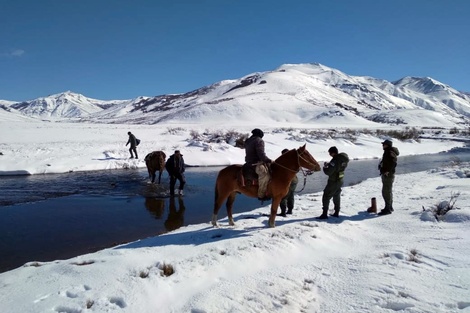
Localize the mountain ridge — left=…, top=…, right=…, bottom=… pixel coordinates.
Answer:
left=1, top=63, right=469, bottom=127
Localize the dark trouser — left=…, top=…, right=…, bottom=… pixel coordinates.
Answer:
left=322, top=180, right=343, bottom=213
left=129, top=146, right=138, bottom=158
left=381, top=173, right=395, bottom=210
left=280, top=179, right=298, bottom=214
left=169, top=173, right=186, bottom=195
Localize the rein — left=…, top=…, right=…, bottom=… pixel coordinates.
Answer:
left=272, top=149, right=315, bottom=193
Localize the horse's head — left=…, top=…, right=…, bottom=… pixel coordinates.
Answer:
left=297, top=144, right=321, bottom=172
left=274, top=145, right=321, bottom=173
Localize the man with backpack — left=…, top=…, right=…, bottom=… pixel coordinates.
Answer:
left=317, top=146, right=349, bottom=219
left=125, top=131, right=140, bottom=159
left=377, top=139, right=400, bottom=215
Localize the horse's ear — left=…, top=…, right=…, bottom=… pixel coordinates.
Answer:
left=299, top=144, right=306, bottom=151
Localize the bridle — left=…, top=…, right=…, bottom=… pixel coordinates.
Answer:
left=272, top=148, right=316, bottom=192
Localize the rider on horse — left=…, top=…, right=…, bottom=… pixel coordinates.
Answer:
left=244, top=128, right=272, bottom=201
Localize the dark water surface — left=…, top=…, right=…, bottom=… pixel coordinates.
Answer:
left=1, top=146, right=469, bottom=272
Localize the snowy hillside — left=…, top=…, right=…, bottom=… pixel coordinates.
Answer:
left=0, top=103, right=37, bottom=122
left=8, top=91, right=129, bottom=119
left=1, top=64, right=469, bottom=127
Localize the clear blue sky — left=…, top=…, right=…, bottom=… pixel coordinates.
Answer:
left=1, top=0, right=469, bottom=101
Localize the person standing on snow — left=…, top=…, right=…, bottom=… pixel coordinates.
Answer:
left=279, top=148, right=298, bottom=216
left=377, top=139, right=400, bottom=215
left=317, top=146, right=349, bottom=219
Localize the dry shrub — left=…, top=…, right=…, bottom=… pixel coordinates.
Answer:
left=159, top=262, right=175, bottom=277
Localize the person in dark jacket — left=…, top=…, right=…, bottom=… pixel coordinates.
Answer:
left=125, top=131, right=138, bottom=159
left=378, top=139, right=400, bottom=215
left=317, top=146, right=349, bottom=219
left=280, top=148, right=298, bottom=216
left=244, top=128, right=272, bottom=200
left=165, top=150, right=186, bottom=196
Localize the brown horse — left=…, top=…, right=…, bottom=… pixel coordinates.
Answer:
left=144, top=151, right=167, bottom=184
left=212, top=144, right=321, bottom=228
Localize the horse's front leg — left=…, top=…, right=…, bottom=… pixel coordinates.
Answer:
left=157, top=170, right=163, bottom=184
left=269, top=197, right=282, bottom=228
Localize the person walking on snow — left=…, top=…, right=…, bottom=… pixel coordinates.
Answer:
left=378, top=139, right=400, bottom=215
left=125, top=131, right=138, bottom=159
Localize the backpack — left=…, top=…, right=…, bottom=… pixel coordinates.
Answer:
left=337, top=152, right=349, bottom=179
left=136, top=139, right=141, bottom=146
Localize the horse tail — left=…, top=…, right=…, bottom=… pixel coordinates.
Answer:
left=214, top=181, right=219, bottom=205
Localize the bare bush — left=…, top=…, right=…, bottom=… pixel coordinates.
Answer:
left=423, top=192, right=461, bottom=221
left=139, top=270, right=149, bottom=278
left=188, top=129, right=248, bottom=147
left=159, top=262, right=175, bottom=277
left=189, top=130, right=200, bottom=140
left=165, top=127, right=185, bottom=135
left=407, top=249, right=420, bottom=263
left=376, top=127, right=422, bottom=141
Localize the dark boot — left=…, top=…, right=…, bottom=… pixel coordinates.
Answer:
left=330, top=209, right=340, bottom=217
left=316, top=208, right=328, bottom=219
left=279, top=206, right=287, bottom=217
left=378, top=208, right=392, bottom=216
left=286, top=209, right=293, bottom=215
left=367, top=197, right=377, bottom=213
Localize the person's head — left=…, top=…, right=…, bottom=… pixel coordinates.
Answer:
left=251, top=128, right=264, bottom=138
left=328, top=146, right=338, bottom=156
left=174, top=150, right=180, bottom=155
left=382, top=139, right=393, bottom=148
left=127, top=131, right=131, bottom=135
left=281, top=148, right=289, bottom=154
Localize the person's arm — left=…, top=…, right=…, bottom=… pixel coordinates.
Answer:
left=255, top=140, right=271, bottom=163
left=323, top=159, right=336, bottom=176
left=165, top=159, right=173, bottom=175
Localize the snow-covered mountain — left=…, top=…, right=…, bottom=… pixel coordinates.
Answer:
left=8, top=91, right=128, bottom=119
left=1, top=64, right=469, bottom=127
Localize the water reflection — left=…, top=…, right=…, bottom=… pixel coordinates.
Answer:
left=145, top=198, right=165, bottom=219
left=165, top=197, right=186, bottom=231
left=144, top=196, right=187, bottom=231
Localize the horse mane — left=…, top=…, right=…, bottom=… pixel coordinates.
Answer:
left=274, top=148, right=296, bottom=163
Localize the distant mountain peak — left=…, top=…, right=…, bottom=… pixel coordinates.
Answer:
left=392, top=76, right=450, bottom=93
left=1, top=63, right=469, bottom=126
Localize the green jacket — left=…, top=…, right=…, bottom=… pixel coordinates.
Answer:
left=323, top=152, right=349, bottom=182
left=379, top=147, right=399, bottom=174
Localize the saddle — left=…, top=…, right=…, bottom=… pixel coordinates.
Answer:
left=239, top=163, right=258, bottom=187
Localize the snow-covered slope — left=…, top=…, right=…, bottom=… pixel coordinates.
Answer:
left=0, top=104, right=37, bottom=122
left=1, top=64, right=469, bottom=127
left=8, top=91, right=129, bottom=119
